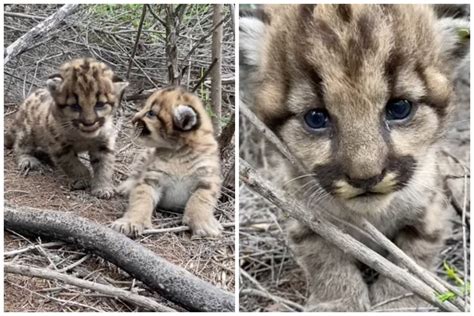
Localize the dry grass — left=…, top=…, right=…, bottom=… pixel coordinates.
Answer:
left=4, top=4, right=235, bottom=312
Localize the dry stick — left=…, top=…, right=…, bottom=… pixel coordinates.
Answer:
left=210, top=4, right=224, bottom=135
left=360, top=219, right=468, bottom=310
left=4, top=4, right=79, bottom=65
left=191, top=58, right=218, bottom=92
left=239, top=103, right=467, bottom=310
left=5, top=263, right=175, bottom=312
left=7, top=280, right=104, bottom=312
left=4, top=241, right=65, bottom=258
left=125, top=5, right=147, bottom=80
left=4, top=205, right=234, bottom=312
left=143, top=222, right=234, bottom=235
left=239, top=159, right=459, bottom=312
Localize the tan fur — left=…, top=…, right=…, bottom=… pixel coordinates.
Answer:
left=6, top=58, right=128, bottom=198
left=111, top=87, right=222, bottom=237
left=240, top=4, right=469, bottom=311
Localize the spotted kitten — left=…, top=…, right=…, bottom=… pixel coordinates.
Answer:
left=6, top=58, right=128, bottom=198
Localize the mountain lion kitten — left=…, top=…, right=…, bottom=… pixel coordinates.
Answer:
left=240, top=4, right=469, bottom=311
left=111, top=87, right=223, bottom=238
left=5, top=58, right=128, bottom=199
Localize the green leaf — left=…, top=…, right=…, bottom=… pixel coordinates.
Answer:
left=437, top=291, right=456, bottom=302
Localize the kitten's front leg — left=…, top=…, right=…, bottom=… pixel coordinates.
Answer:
left=111, top=182, right=161, bottom=237
left=370, top=193, right=450, bottom=310
left=289, top=221, right=371, bottom=312
left=89, top=145, right=115, bottom=199
left=182, top=181, right=222, bottom=237
left=53, top=147, right=91, bottom=190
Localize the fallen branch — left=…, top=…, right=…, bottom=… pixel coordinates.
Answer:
left=143, top=222, right=234, bottom=235
left=5, top=263, right=176, bottom=312
left=192, top=57, right=218, bottom=92
left=239, top=159, right=459, bottom=312
left=4, top=4, right=80, bottom=65
left=4, top=205, right=234, bottom=312
left=239, top=102, right=468, bottom=310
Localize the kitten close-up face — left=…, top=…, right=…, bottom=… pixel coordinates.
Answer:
left=132, top=87, right=212, bottom=149
left=241, top=4, right=468, bottom=214
left=47, top=58, right=128, bottom=138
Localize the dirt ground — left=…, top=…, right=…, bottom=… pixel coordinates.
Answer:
left=4, top=4, right=235, bottom=312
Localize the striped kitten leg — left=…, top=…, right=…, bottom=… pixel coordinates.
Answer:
left=111, top=182, right=160, bottom=237
left=14, top=132, right=42, bottom=174
left=182, top=182, right=222, bottom=237
left=89, top=146, right=115, bottom=199
left=53, top=148, right=91, bottom=190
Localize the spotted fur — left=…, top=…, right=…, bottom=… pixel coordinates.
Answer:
left=5, top=58, right=128, bottom=198
left=111, top=87, right=223, bottom=237
left=240, top=4, right=469, bottom=311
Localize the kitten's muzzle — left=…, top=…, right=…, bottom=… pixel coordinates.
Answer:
left=345, top=170, right=386, bottom=191
left=79, top=120, right=100, bottom=133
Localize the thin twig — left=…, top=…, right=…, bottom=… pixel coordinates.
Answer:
left=126, top=5, right=147, bottom=80
left=5, top=263, right=176, bottom=312
left=143, top=222, right=234, bottom=235
left=192, top=58, right=218, bottom=92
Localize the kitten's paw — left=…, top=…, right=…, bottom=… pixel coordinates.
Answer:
left=111, top=217, right=151, bottom=237
left=70, top=178, right=91, bottom=190
left=116, top=179, right=134, bottom=196
left=18, top=156, right=42, bottom=175
left=183, top=214, right=223, bottom=238
left=91, top=185, right=115, bottom=199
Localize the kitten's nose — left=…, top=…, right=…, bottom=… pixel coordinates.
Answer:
left=345, top=171, right=385, bottom=190
left=81, top=120, right=96, bottom=126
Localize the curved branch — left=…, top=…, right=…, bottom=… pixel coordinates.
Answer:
left=4, top=205, right=234, bottom=312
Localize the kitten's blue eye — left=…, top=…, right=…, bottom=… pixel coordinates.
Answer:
left=304, top=109, right=329, bottom=130
left=386, top=99, right=412, bottom=121
left=70, top=104, right=81, bottom=112
left=95, top=101, right=106, bottom=109
left=146, top=110, right=156, bottom=118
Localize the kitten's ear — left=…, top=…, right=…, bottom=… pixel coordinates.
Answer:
left=240, top=9, right=268, bottom=104
left=173, top=105, right=199, bottom=131
left=112, top=75, right=129, bottom=96
left=240, top=10, right=267, bottom=69
left=46, top=74, right=63, bottom=94
left=435, top=17, right=470, bottom=75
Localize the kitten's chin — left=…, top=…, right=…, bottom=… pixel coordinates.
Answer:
left=339, top=193, right=395, bottom=214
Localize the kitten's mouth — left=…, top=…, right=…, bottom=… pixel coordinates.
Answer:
left=79, top=122, right=100, bottom=134
left=349, top=191, right=388, bottom=199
